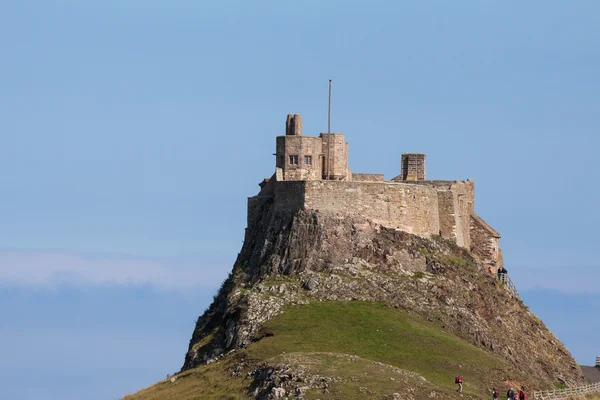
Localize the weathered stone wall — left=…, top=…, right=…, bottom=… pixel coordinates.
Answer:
left=273, top=181, right=305, bottom=213
left=400, top=153, right=426, bottom=181
left=300, top=181, right=440, bottom=237
left=268, top=179, right=479, bottom=247
left=404, top=180, right=474, bottom=248
left=276, top=136, right=323, bottom=181
left=436, top=190, right=456, bottom=241
left=285, top=114, right=302, bottom=136
left=470, top=214, right=500, bottom=268
left=263, top=179, right=484, bottom=252
left=320, top=133, right=349, bottom=180
left=451, top=181, right=475, bottom=249
left=352, top=173, right=385, bottom=182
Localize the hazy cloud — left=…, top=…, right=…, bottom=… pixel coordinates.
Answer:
left=0, top=249, right=232, bottom=290
left=3, top=249, right=597, bottom=294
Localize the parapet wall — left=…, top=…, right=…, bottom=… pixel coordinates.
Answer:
left=300, top=180, right=440, bottom=237
left=274, top=180, right=306, bottom=213
left=405, top=180, right=474, bottom=248
left=352, top=173, right=385, bottom=182
left=251, top=179, right=482, bottom=253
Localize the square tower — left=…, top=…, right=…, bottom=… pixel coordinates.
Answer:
left=276, top=114, right=323, bottom=181
left=320, top=133, right=349, bottom=180
left=400, top=153, right=426, bottom=181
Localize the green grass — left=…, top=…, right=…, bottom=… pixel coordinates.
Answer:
left=412, top=271, right=426, bottom=279
left=123, top=357, right=248, bottom=400
left=125, top=301, right=538, bottom=400
left=266, top=352, right=448, bottom=400
left=249, top=301, right=525, bottom=395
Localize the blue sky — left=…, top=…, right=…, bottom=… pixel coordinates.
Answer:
left=0, top=1, right=599, bottom=399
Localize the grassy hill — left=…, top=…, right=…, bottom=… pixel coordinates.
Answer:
left=125, top=209, right=587, bottom=399
left=125, top=301, right=541, bottom=400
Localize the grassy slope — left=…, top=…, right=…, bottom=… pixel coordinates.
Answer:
left=124, top=301, right=540, bottom=400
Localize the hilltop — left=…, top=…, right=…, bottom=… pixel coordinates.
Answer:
left=125, top=210, right=585, bottom=400
left=125, top=114, right=586, bottom=399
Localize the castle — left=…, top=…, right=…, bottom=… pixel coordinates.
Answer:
left=249, top=114, right=502, bottom=269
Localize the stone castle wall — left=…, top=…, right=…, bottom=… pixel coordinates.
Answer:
left=320, top=133, right=349, bottom=180
left=400, top=153, right=426, bottom=181
left=352, top=173, right=385, bottom=182
left=404, top=180, right=474, bottom=248
left=304, top=181, right=440, bottom=236
left=262, top=179, right=478, bottom=249
left=470, top=214, right=501, bottom=268
left=276, top=136, right=323, bottom=181
left=248, top=114, right=498, bottom=260
left=454, top=182, right=475, bottom=248
left=270, top=180, right=442, bottom=237
left=273, top=180, right=306, bottom=213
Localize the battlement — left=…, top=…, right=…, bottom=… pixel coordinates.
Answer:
left=250, top=114, right=501, bottom=268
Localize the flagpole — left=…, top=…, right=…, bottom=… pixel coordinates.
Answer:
left=327, top=79, right=331, bottom=180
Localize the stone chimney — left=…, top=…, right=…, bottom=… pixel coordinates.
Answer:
left=285, top=114, right=302, bottom=136
left=400, top=153, right=426, bottom=181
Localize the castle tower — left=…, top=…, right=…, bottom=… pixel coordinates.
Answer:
left=276, top=114, right=323, bottom=181
left=400, top=153, right=426, bottom=181
left=320, top=133, right=349, bottom=180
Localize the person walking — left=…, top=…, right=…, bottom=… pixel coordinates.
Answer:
left=507, top=387, right=515, bottom=400
left=497, top=266, right=508, bottom=283
left=519, top=386, right=527, bottom=400
left=492, top=387, right=499, bottom=400
left=455, top=375, right=463, bottom=393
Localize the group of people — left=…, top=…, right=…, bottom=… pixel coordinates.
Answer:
left=455, top=376, right=527, bottom=400
left=487, top=265, right=508, bottom=276
left=485, top=265, right=509, bottom=284
left=494, top=386, right=527, bottom=400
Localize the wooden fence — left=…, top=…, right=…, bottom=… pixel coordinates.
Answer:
left=534, top=382, right=600, bottom=400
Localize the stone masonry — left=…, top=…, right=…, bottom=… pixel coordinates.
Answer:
left=400, top=153, right=426, bottom=181
left=276, top=114, right=350, bottom=181
left=252, top=114, right=502, bottom=268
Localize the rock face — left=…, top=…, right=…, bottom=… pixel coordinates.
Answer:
left=183, top=198, right=586, bottom=388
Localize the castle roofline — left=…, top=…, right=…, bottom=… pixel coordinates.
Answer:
left=471, top=213, right=500, bottom=238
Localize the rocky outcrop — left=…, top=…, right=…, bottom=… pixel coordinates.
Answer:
left=183, top=198, right=587, bottom=388
left=245, top=353, right=448, bottom=400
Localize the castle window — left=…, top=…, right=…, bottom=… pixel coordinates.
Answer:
left=304, top=155, right=312, bottom=165
left=289, top=155, right=298, bottom=165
